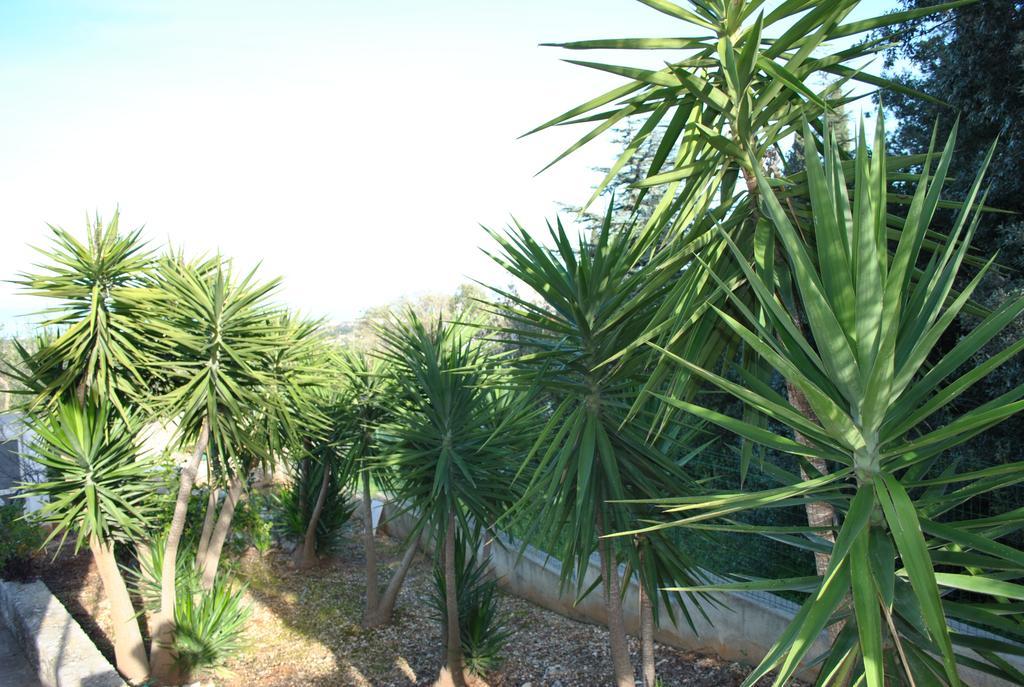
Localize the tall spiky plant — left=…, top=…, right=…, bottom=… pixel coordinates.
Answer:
left=527, top=0, right=981, bottom=578
left=376, top=314, right=534, bottom=687
left=9, top=215, right=157, bottom=683
left=633, top=117, right=1024, bottom=685
left=483, top=211, right=709, bottom=687
left=336, top=348, right=421, bottom=628
left=144, top=253, right=285, bottom=684
left=20, top=401, right=156, bottom=683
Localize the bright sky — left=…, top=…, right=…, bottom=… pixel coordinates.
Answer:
left=0, top=0, right=898, bottom=332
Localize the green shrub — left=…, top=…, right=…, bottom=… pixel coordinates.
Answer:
left=429, top=531, right=510, bottom=676
left=0, top=500, right=42, bottom=580
left=272, top=460, right=354, bottom=553
left=173, top=575, right=250, bottom=676
left=231, top=492, right=272, bottom=555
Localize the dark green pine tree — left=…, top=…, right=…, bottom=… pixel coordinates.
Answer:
left=879, top=0, right=1024, bottom=528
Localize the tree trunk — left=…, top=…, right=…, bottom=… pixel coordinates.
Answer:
left=363, top=532, right=419, bottom=628
left=442, top=509, right=467, bottom=687
left=480, top=520, right=496, bottom=580
left=194, top=479, right=218, bottom=569
left=785, top=380, right=837, bottom=576
left=597, top=511, right=635, bottom=687
left=200, top=474, right=243, bottom=590
left=90, top=535, right=150, bottom=684
left=295, top=461, right=331, bottom=569
left=150, top=419, right=210, bottom=686
left=639, top=542, right=656, bottom=687
left=362, top=471, right=379, bottom=616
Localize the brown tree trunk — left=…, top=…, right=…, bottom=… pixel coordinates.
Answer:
left=90, top=535, right=150, bottom=684
left=362, top=472, right=379, bottom=616
left=442, top=509, right=467, bottom=687
left=200, top=474, right=243, bottom=590
left=364, top=532, right=420, bottom=628
left=639, top=542, right=656, bottom=687
left=194, top=477, right=218, bottom=569
left=150, top=419, right=210, bottom=686
left=785, top=380, right=837, bottom=576
left=295, top=461, right=331, bottom=569
left=597, top=511, right=635, bottom=687
left=480, top=520, right=496, bottom=580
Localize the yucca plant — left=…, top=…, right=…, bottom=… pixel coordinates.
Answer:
left=336, top=348, right=422, bottom=628
left=484, top=211, right=710, bottom=687
left=172, top=575, right=251, bottom=678
left=377, top=313, right=534, bottom=687
left=428, top=528, right=511, bottom=676
left=19, top=400, right=156, bottom=683
left=130, top=530, right=202, bottom=612
left=528, top=0, right=981, bottom=583
left=635, top=116, right=1024, bottom=685
left=143, top=253, right=286, bottom=683
left=248, top=313, right=333, bottom=571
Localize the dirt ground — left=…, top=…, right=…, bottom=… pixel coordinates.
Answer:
left=38, top=526, right=801, bottom=686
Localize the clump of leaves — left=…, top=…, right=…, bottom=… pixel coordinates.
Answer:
left=429, top=529, right=511, bottom=676
left=232, top=491, right=273, bottom=555
left=173, top=574, right=251, bottom=677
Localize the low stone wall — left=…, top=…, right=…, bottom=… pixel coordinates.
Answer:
left=378, top=501, right=1022, bottom=687
left=0, top=579, right=124, bottom=687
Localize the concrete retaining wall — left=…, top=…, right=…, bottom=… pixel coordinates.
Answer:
left=0, top=579, right=124, bottom=687
left=378, top=501, right=1022, bottom=687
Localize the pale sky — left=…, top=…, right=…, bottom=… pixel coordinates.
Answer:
left=0, top=0, right=898, bottom=333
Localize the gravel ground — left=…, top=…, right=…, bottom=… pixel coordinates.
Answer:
left=39, top=525, right=803, bottom=686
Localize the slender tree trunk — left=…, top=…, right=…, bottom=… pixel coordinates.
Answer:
left=743, top=162, right=838, bottom=576
left=639, top=541, right=656, bottom=687
left=295, top=461, right=331, bottom=569
left=194, top=478, right=218, bottom=569
left=597, top=511, right=635, bottom=687
left=364, top=533, right=419, bottom=628
left=362, top=471, right=379, bottom=616
left=90, top=535, right=150, bottom=684
left=200, top=474, right=243, bottom=590
left=480, top=519, right=496, bottom=580
left=442, top=509, right=467, bottom=687
left=785, top=379, right=837, bottom=577
left=150, top=419, right=210, bottom=685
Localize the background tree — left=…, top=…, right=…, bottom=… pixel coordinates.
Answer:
left=879, top=0, right=1024, bottom=537
left=484, top=214, right=707, bottom=687
left=336, top=349, right=422, bottom=628
left=377, top=314, right=532, bottom=687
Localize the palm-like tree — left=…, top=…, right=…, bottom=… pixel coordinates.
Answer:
left=10, top=216, right=158, bottom=683
left=639, top=119, right=1024, bottom=685
left=143, top=253, right=286, bottom=684
left=528, top=0, right=976, bottom=578
left=376, top=314, right=533, bottom=687
left=257, top=313, right=334, bottom=570
left=484, top=213, right=708, bottom=687
left=21, top=400, right=156, bottom=683
left=336, top=348, right=421, bottom=627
